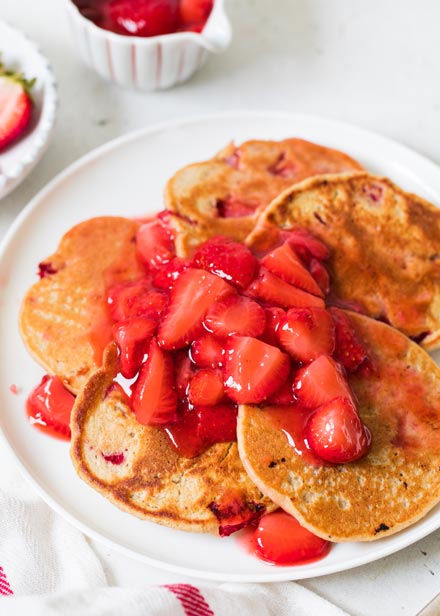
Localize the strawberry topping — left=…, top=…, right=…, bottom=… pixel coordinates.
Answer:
left=26, top=375, right=75, bottom=440
left=190, top=334, right=224, bottom=368
left=246, top=269, right=325, bottom=309
left=187, top=368, right=224, bottom=406
left=112, top=316, right=156, bottom=378
left=208, top=492, right=266, bottom=537
left=293, top=355, right=353, bottom=409
left=277, top=307, right=335, bottom=363
left=261, top=242, right=323, bottom=297
left=204, top=295, right=266, bottom=338
left=136, top=220, right=175, bottom=269
left=330, top=307, right=371, bottom=374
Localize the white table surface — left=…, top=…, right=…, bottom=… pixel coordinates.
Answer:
left=1, top=0, right=440, bottom=614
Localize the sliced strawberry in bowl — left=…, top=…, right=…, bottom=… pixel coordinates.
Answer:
left=277, top=307, right=335, bottom=363
left=107, top=0, right=179, bottom=36
left=246, top=269, right=325, bottom=310
left=306, top=396, right=372, bottom=463
left=330, top=307, right=371, bottom=374
left=261, top=241, right=323, bottom=297
left=192, top=236, right=258, bottom=289
left=131, top=338, right=178, bottom=425
left=293, top=355, right=353, bottom=409
left=254, top=511, right=330, bottom=565
left=190, top=334, right=224, bottom=368
left=112, top=316, right=156, bottom=378
left=0, top=63, right=34, bottom=153
left=204, top=295, right=266, bottom=338
left=152, top=257, right=190, bottom=291
left=136, top=220, right=175, bottom=269
left=224, top=336, right=290, bottom=404
left=187, top=368, right=224, bottom=406
left=157, top=268, right=234, bottom=350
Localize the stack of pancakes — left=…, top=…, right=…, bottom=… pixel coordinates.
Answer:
left=20, top=138, right=440, bottom=542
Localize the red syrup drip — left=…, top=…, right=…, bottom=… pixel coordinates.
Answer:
left=236, top=511, right=331, bottom=566
left=26, top=375, right=75, bottom=441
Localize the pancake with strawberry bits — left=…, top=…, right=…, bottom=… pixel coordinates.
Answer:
left=237, top=311, right=440, bottom=542
left=246, top=172, right=440, bottom=350
left=20, top=217, right=144, bottom=393
left=165, top=138, right=363, bottom=257
left=70, top=343, right=274, bottom=533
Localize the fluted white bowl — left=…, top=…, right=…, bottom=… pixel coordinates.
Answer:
left=64, top=0, right=232, bottom=91
left=0, top=21, right=57, bottom=201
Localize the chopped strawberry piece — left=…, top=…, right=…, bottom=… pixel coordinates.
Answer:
left=287, top=230, right=330, bottom=263
left=164, top=402, right=237, bottom=458
left=157, top=268, right=234, bottom=350
left=179, top=0, right=213, bottom=24
left=26, top=375, right=75, bottom=440
left=208, top=492, right=266, bottom=537
left=107, top=278, right=168, bottom=322
left=309, top=258, right=330, bottom=295
left=152, top=257, right=190, bottom=291
left=175, top=352, right=194, bottom=397
left=306, top=397, right=371, bottom=463
left=101, top=452, right=125, bottom=465
left=293, top=355, right=353, bottom=409
left=246, top=269, right=325, bottom=309
left=112, top=317, right=156, bottom=378
left=260, top=307, right=286, bottom=346
left=224, top=336, right=290, bottom=404
left=136, top=220, right=175, bottom=269
left=266, top=369, right=297, bottom=405
left=38, top=261, right=57, bottom=278
left=107, top=0, right=179, bottom=36
left=192, top=236, right=258, bottom=289
left=204, top=295, right=266, bottom=338
left=190, top=334, right=224, bottom=368
left=267, top=152, right=297, bottom=178
left=277, top=307, right=335, bottom=363
left=131, top=338, right=178, bottom=425
left=254, top=511, right=330, bottom=565
left=216, top=196, right=260, bottom=219
left=330, top=307, right=371, bottom=374
left=261, top=241, right=323, bottom=296
left=188, top=368, right=224, bottom=406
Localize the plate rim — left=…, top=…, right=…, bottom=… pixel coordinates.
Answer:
left=2, top=110, right=440, bottom=582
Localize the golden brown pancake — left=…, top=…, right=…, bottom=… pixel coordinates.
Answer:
left=246, top=172, right=440, bottom=349
left=237, top=312, right=440, bottom=542
left=70, top=343, right=274, bottom=532
left=165, top=138, right=363, bottom=257
left=20, top=217, right=143, bottom=393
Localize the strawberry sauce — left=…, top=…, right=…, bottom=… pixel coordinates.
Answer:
left=264, top=405, right=321, bottom=466
left=26, top=375, right=75, bottom=441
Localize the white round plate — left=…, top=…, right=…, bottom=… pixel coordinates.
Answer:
left=0, top=21, right=57, bottom=200
left=1, top=111, right=440, bottom=582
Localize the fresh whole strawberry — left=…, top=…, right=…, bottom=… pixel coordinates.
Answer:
left=192, top=235, right=258, bottom=289
left=306, top=396, right=371, bottom=463
left=107, top=0, right=179, bottom=36
left=0, top=60, right=35, bottom=152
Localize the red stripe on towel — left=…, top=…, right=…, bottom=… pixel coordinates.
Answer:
left=0, top=567, right=13, bottom=596
left=164, top=584, right=214, bottom=616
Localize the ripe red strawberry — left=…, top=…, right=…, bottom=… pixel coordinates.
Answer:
left=131, top=338, right=178, bottom=425
left=254, top=511, right=330, bottom=565
left=157, top=268, right=233, bottom=350
left=112, top=317, right=156, bottom=378
left=224, top=336, right=290, bottom=404
left=293, top=355, right=353, bottom=409
left=216, top=196, right=260, bottom=218
left=107, top=279, right=168, bottom=322
left=261, top=242, right=323, bottom=297
left=175, top=351, right=194, bottom=397
left=26, top=375, right=75, bottom=440
left=136, top=220, right=175, bottom=269
left=287, top=229, right=330, bottom=263
left=107, top=0, right=179, bottom=36
left=204, top=295, right=266, bottom=338
left=152, top=257, right=190, bottom=290
left=179, top=0, right=213, bottom=24
left=266, top=369, right=297, bottom=405
left=190, top=334, right=224, bottom=368
left=246, top=269, right=324, bottom=309
left=309, top=258, right=330, bottom=295
left=306, top=397, right=371, bottom=463
left=277, top=307, right=335, bottom=363
left=330, top=307, right=371, bottom=373
left=0, top=63, right=35, bottom=152
left=192, top=236, right=258, bottom=289
left=260, top=307, right=286, bottom=346
left=187, top=368, right=224, bottom=406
